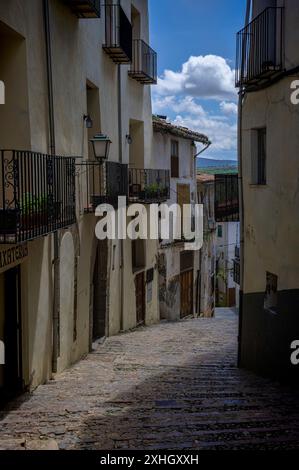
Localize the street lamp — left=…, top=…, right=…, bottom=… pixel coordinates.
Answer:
left=90, top=134, right=112, bottom=162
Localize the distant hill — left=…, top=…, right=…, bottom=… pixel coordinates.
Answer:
left=197, top=157, right=238, bottom=175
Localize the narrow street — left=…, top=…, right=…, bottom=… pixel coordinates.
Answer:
left=0, top=309, right=299, bottom=451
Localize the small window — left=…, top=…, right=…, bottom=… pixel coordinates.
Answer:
left=217, top=225, right=223, bottom=238
left=252, top=128, right=266, bottom=185
left=171, top=140, right=179, bottom=178
left=264, top=272, right=278, bottom=313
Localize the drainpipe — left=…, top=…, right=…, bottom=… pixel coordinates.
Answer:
left=194, top=142, right=211, bottom=158
left=118, top=64, right=124, bottom=332
left=238, top=0, right=251, bottom=367
left=43, top=0, right=60, bottom=373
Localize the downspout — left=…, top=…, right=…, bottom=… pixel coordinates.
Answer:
left=43, top=0, right=60, bottom=373
left=195, top=140, right=211, bottom=316
left=238, top=0, right=251, bottom=367
left=194, top=142, right=211, bottom=158
left=118, top=64, right=124, bottom=332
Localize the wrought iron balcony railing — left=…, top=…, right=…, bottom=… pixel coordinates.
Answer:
left=0, top=150, right=76, bottom=244
left=77, top=161, right=128, bottom=212
left=215, top=174, right=239, bottom=223
left=128, top=39, right=157, bottom=85
left=129, top=169, right=170, bottom=204
left=103, top=4, right=132, bottom=64
left=63, top=0, right=101, bottom=18
left=236, top=7, right=284, bottom=88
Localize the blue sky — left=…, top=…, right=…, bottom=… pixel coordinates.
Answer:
left=149, top=0, right=247, bottom=160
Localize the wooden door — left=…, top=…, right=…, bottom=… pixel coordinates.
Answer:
left=180, top=269, right=193, bottom=318
left=92, top=241, right=108, bottom=341
left=135, top=272, right=145, bottom=325
left=177, top=184, right=190, bottom=237
left=2, top=266, right=23, bottom=397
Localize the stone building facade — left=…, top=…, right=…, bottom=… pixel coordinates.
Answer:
left=152, top=117, right=210, bottom=321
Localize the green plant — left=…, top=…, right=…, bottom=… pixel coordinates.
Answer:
left=144, top=182, right=166, bottom=195
left=19, top=193, right=49, bottom=215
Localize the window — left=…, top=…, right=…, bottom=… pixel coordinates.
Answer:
left=252, top=128, right=266, bottom=185
left=217, top=225, right=223, bottom=238
left=171, top=140, right=179, bottom=178
left=264, top=272, right=278, bottom=313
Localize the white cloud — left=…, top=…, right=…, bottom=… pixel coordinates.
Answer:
left=220, top=101, right=238, bottom=115
left=152, top=94, right=237, bottom=157
left=173, top=114, right=237, bottom=155
left=156, top=55, right=237, bottom=102
left=153, top=95, right=205, bottom=116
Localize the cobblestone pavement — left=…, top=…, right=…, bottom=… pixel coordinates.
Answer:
left=1, top=309, right=299, bottom=450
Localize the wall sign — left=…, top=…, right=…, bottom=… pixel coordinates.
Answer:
left=0, top=244, right=28, bottom=273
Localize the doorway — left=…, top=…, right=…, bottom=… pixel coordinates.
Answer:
left=135, top=271, right=146, bottom=326
left=180, top=251, right=194, bottom=318
left=0, top=266, right=23, bottom=401
left=92, top=240, right=108, bottom=342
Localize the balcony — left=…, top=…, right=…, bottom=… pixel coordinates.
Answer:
left=77, top=161, right=128, bottom=212
left=215, top=174, right=239, bottom=223
left=103, top=4, right=132, bottom=64
left=129, top=169, right=170, bottom=204
left=0, top=150, right=76, bottom=244
left=63, top=0, right=101, bottom=18
left=236, top=7, right=284, bottom=89
left=128, top=39, right=157, bottom=85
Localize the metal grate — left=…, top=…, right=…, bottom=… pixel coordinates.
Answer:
left=128, top=39, right=157, bottom=85
left=215, top=174, right=239, bottom=223
left=236, top=7, right=284, bottom=89
left=129, top=169, right=170, bottom=204
left=77, top=161, right=128, bottom=212
left=0, top=150, right=76, bottom=244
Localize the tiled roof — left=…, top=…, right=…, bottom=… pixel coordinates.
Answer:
left=153, top=115, right=210, bottom=145
left=197, top=173, right=215, bottom=183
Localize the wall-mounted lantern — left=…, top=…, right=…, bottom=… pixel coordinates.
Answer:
left=90, top=134, right=112, bottom=162
left=126, top=134, right=132, bottom=145
left=84, top=114, right=93, bottom=129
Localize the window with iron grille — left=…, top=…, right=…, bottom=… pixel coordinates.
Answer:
left=171, top=140, right=179, bottom=178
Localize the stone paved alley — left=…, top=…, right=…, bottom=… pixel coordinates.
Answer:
left=0, top=309, right=299, bottom=450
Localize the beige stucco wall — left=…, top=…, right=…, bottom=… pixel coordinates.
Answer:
left=241, top=75, right=299, bottom=294
left=0, top=0, right=157, bottom=389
